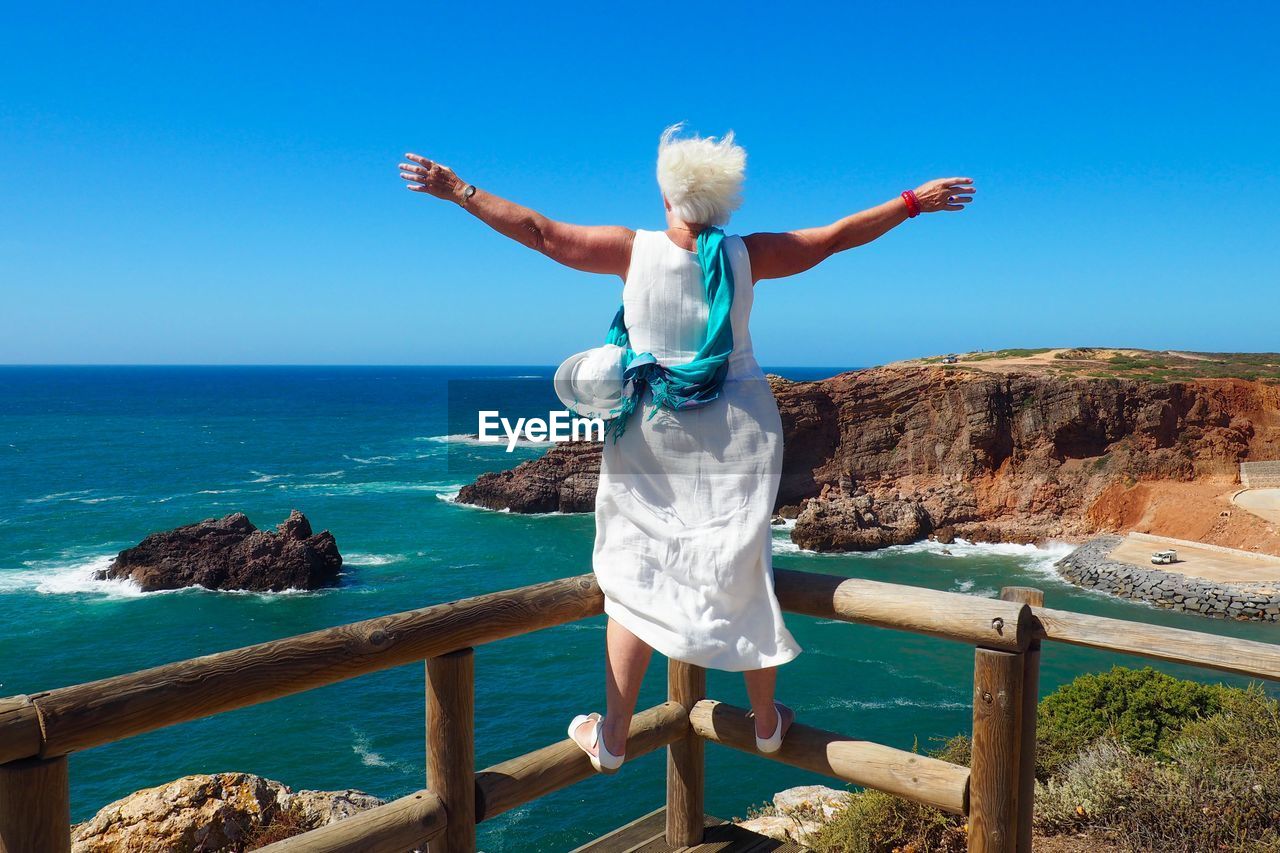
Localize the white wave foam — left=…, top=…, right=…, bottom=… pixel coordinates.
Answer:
left=343, top=454, right=396, bottom=465
left=344, top=553, right=406, bottom=567
left=351, top=729, right=391, bottom=767
left=349, top=727, right=414, bottom=772
left=0, top=555, right=336, bottom=599
left=0, top=555, right=145, bottom=598
left=24, top=490, right=93, bottom=504
left=197, top=488, right=240, bottom=495
left=73, top=495, right=128, bottom=504
left=248, top=471, right=292, bottom=483
left=284, top=481, right=463, bottom=497
left=820, top=696, right=969, bottom=712
left=415, top=433, right=551, bottom=448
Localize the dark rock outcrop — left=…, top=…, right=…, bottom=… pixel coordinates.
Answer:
left=455, top=365, right=1280, bottom=552
left=457, top=440, right=601, bottom=513
left=100, top=510, right=342, bottom=591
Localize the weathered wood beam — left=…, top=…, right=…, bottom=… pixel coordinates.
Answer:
left=475, top=701, right=686, bottom=822
left=968, top=648, right=1024, bottom=853
left=254, top=790, right=445, bottom=853
left=0, top=697, right=42, bottom=766
left=665, top=659, right=706, bottom=847
left=19, top=574, right=601, bottom=759
left=688, top=699, right=969, bottom=815
left=427, top=649, right=474, bottom=852
left=774, top=569, right=1032, bottom=651
left=1033, top=606, right=1280, bottom=682
left=1000, top=587, right=1043, bottom=853
left=0, top=756, right=70, bottom=853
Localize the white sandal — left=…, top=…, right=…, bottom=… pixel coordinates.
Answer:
left=754, top=701, right=791, bottom=754
left=568, top=712, right=626, bottom=774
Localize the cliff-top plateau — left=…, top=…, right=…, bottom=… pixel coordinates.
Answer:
left=457, top=348, right=1280, bottom=555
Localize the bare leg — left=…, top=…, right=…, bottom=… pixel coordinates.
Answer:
left=573, top=617, right=653, bottom=757
left=743, top=665, right=794, bottom=739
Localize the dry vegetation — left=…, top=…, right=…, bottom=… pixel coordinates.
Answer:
left=784, top=667, right=1280, bottom=853
left=908, top=348, right=1280, bottom=383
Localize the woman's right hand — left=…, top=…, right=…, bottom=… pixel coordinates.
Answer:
left=913, top=177, right=976, bottom=212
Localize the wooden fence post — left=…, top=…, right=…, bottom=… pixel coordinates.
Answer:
left=0, top=756, right=70, bottom=853
left=427, top=648, right=475, bottom=853
left=1000, top=587, right=1043, bottom=853
left=665, top=658, right=706, bottom=847
left=968, top=646, right=1024, bottom=853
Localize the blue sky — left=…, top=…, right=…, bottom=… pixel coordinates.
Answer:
left=2, top=1, right=1277, bottom=366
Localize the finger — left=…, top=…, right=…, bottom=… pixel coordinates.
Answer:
left=405, top=153, right=434, bottom=167
left=406, top=184, right=431, bottom=192
left=949, top=195, right=974, bottom=204
left=399, top=162, right=429, bottom=175
left=943, top=203, right=965, bottom=211
left=948, top=182, right=976, bottom=190
left=942, top=177, right=973, bottom=184
left=400, top=172, right=430, bottom=184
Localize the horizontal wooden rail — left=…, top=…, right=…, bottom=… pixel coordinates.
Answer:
left=261, top=702, right=688, bottom=852
left=774, top=569, right=1032, bottom=652
left=1033, top=606, right=1280, bottom=682
left=0, top=697, right=41, bottom=767
left=476, top=701, right=688, bottom=821
left=256, top=790, right=445, bottom=853
left=689, top=699, right=969, bottom=815
left=5, top=575, right=602, bottom=760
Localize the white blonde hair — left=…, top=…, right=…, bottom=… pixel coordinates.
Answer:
left=656, top=123, right=746, bottom=226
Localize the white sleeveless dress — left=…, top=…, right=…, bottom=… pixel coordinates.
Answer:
left=591, top=229, right=803, bottom=672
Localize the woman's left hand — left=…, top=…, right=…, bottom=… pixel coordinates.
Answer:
left=399, top=153, right=464, bottom=202
left=913, top=177, right=977, bottom=213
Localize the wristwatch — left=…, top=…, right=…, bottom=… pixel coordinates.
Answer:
left=460, top=184, right=477, bottom=205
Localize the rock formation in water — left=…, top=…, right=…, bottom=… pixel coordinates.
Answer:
left=456, top=359, right=1280, bottom=554
left=71, top=772, right=382, bottom=852
left=99, top=510, right=343, bottom=591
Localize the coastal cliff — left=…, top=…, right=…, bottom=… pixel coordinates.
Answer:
left=457, top=350, right=1280, bottom=553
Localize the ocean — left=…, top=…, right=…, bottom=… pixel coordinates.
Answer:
left=2, top=365, right=1277, bottom=851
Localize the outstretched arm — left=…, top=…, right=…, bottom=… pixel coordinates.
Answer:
left=743, top=178, right=975, bottom=282
left=399, top=153, right=634, bottom=279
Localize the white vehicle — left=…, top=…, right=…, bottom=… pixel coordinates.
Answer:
left=1150, top=549, right=1178, bottom=565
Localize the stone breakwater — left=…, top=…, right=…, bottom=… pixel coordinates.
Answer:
left=1056, top=536, right=1280, bottom=622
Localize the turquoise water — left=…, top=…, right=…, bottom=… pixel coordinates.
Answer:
left=2, top=366, right=1277, bottom=851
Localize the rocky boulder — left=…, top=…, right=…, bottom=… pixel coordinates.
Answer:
left=70, top=772, right=383, bottom=852
left=99, top=510, right=342, bottom=592
left=456, top=440, right=601, bottom=513
left=792, top=491, right=932, bottom=551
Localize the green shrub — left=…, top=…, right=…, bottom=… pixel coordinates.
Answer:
left=1037, top=666, right=1228, bottom=776
left=1035, top=685, right=1280, bottom=852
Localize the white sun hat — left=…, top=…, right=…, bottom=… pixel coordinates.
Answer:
left=554, top=344, right=630, bottom=421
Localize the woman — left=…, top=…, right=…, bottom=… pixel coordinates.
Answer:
left=399, top=126, right=974, bottom=773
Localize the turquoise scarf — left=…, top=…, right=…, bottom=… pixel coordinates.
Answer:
left=603, top=227, right=735, bottom=442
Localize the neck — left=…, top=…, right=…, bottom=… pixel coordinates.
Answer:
left=664, top=213, right=706, bottom=235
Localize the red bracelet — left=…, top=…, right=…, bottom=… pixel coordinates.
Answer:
left=901, top=189, right=921, bottom=218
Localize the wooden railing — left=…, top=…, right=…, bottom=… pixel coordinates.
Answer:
left=2, top=568, right=1279, bottom=853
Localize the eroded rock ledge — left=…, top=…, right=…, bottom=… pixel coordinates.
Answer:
left=71, top=772, right=382, bottom=852
left=456, top=367, right=1280, bottom=554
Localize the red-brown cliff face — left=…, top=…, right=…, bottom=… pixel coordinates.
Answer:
left=457, top=366, right=1280, bottom=552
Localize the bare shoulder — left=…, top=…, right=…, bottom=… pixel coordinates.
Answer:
left=741, top=229, right=830, bottom=282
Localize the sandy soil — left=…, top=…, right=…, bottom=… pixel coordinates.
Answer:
left=1110, top=532, right=1280, bottom=584
left=886, top=347, right=1144, bottom=375
left=1234, top=487, right=1280, bottom=526
left=1032, top=833, right=1124, bottom=853
left=1087, top=478, right=1280, bottom=557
